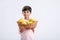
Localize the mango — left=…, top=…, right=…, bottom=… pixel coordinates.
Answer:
left=17, top=18, right=36, bottom=25
left=29, top=18, right=36, bottom=22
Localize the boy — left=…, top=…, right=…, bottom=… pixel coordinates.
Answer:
left=17, top=6, right=38, bottom=40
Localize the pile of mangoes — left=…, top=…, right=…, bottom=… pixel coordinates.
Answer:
left=17, top=18, right=36, bottom=25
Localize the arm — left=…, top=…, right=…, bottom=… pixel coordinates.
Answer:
left=17, top=22, right=25, bottom=33
left=17, top=21, right=38, bottom=29
left=31, top=21, right=38, bottom=28
left=24, top=21, right=38, bottom=29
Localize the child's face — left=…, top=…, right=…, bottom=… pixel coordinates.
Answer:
left=22, top=10, right=31, bottom=18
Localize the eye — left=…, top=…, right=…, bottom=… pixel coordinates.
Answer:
left=27, top=11, right=30, bottom=13
left=24, top=11, right=26, bottom=13
left=27, top=11, right=29, bottom=13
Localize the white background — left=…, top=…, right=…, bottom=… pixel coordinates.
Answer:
left=0, top=0, right=60, bottom=40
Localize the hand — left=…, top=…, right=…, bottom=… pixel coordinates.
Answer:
left=24, top=21, right=38, bottom=29
left=30, top=21, right=38, bottom=28
left=17, top=22, right=25, bottom=33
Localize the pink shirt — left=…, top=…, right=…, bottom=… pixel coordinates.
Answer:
left=20, top=29, right=34, bottom=40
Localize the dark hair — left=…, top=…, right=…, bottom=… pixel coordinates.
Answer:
left=22, top=6, right=32, bottom=13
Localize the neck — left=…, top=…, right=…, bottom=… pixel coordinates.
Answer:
left=24, top=16, right=29, bottom=20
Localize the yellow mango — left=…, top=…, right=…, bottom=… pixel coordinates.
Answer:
left=29, top=18, right=36, bottom=22
left=19, top=18, right=24, bottom=22
left=17, top=18, right=36, bottom=25
left=27, top=21, right=32, bottom=24
left=17, top=18, right=24, bottom=23
left=23, top=20, right=28, bottom=24
left=21, top=21, right=27, bottom=25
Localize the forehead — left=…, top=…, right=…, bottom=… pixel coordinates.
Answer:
left=22, top=10, right=30, bottom=12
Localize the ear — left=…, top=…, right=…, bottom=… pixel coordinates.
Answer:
left=29, top=13, right=31, bottom=15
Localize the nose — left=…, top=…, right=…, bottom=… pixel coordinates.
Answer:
left=24, top=13, right=27, bottom=16
left=25, top=13, right=27, bottom=15
left=25, top=12, right=27, bottom=15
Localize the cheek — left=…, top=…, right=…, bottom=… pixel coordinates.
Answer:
left=22, top=13, right=30, bottom=16
left=23, top=14, right=27, bottom=16
left=28, top=13, right=30, bottom=16
left=24, top=14, right=26, bottom=16
left=22, top=13, right=25, bottom=16
left=26, top=14, right=30, bottom=16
